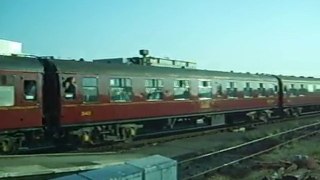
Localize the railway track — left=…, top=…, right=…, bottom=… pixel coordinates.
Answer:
left=178, top=119, right=320, bottom=180
left=0, top=118, right=261, bottom=155
left=59, top=112, right=320, bottom=153
left=1, top=113, right=319, bottom=157
left=0, top=116, right=319, bottom=180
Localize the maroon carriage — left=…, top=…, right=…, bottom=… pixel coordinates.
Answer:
left=50, top=57, right=281, bottom=144
left=279, top=75, right=320, bottom=116
left=0, top=55, right=43, bottom=152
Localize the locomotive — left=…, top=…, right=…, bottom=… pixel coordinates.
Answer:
left=1, top=50, right=320, bottom=153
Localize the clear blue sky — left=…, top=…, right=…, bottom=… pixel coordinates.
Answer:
left=1, top=0, right=320, bottom=77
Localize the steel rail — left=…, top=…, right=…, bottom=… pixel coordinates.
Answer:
left=1, top=113, right=319, bottom=158
left=179, top=121, right=320, bottom=180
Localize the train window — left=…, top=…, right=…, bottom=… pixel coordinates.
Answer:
left=243, top=82, right=252, bottom=98
left=266, top=84, right=275, bottom=97
left=315, top=84, right=320, bottom=92
left=289, top=84, right=298, bottom=96
left=307, top=84, right=314, bottom=92
left=258, top=83, right=266, bottom=97
left=82, top=77, right=98, bottom=102
left=63, top=77, right=77, bottom=99
left=216, top=84, right=223, bottom=97
left=0, top=75, right=14, bottom=86
left=174, top=80, right=190, bottom=100
left=145, top=79, right=163, bottom=101
left=0, top=75, right=15, bottom=106
left=198, top=80, right=212, bottom=100
left=110, top=78, right=133, bottom=102
left=283, top=85, right=288, bottom=94
left=24, top=80, right=37, bottom=100
left=227, top=82, right=237, bottom=98
left=299, top=84, right=307, bottom=95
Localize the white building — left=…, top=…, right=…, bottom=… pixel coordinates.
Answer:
left=0, top=39, right=22, bottom=55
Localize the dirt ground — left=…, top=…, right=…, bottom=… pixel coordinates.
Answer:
left=208, top=134, right=320, bottom=180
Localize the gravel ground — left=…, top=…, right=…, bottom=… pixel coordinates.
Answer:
left=207, top=133, right=320, bottom=180
left=170, top=117, right=320, bottom=161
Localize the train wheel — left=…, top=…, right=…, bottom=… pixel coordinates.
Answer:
left=80, top=131, right=93, bottom=145
left=90, top=128, right=103, bottom=145
left=258, top=112, right=268, bottom=123
left=1, top=138, right=18, bottom=154
left=119, top=124, right=141, bottom=143
left=283, top=108, right=292, bottom=117
left=246, top=111, right=257, bottom=121
left=121, top=127, right=133, bottom=143
left=292, top=108, right=300, bottom=117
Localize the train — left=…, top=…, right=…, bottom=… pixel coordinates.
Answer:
left=1, top=50, right=320, bottom=153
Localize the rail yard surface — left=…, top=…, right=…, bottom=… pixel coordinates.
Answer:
left=179, top=120, right=320, bottom=179
left=0, top=116, right=319, bottom=179
left=208, top=134, right=320, bottom=180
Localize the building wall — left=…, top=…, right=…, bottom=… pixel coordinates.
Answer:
left=0, top=39, right=22, bottom=55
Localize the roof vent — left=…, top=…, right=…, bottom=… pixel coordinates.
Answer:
left=93, top=49, right=197, bottom=69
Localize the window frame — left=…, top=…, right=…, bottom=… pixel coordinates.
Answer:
left=198, top=80, right=212, bottom=100
left=109, top=78, right=133, bottom=102
left=226, top=81, right=237, bottom=99
left=243, top=82, right=253, bottom=98
left=258, top=83, right=266, bottom=97
left=0, top=74, right=15, bottom=107
left=62, top=76, right=77, bottom=100
left=145, top=79, right=164, bottom=101
left=173, top=79, right=190, bottom=100
left=23, top=80, right=37, bottom=101
left=82, top=77, right=99, bottom=103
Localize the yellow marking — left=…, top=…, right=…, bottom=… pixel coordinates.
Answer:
left=266, top=99, right=275, bottom=104
left=63, top=104, right=80, bottom=107
left=200, top=100, right=211, bottom=109
left=0, top=106, right=39, bottom=110
left=82, top=133, right=91, bottom=142
left=81, top=111, right=92, bottom=116
left=62, top=100, right=194, bottom=108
